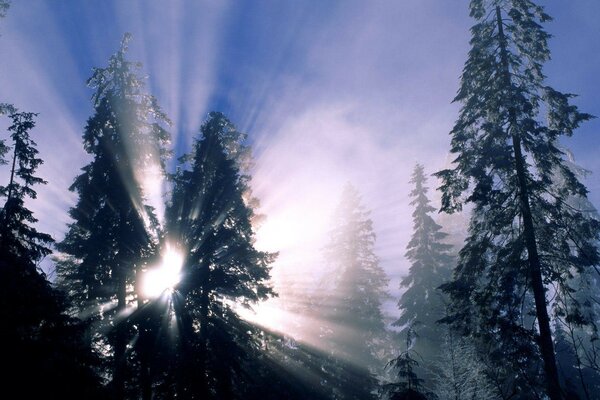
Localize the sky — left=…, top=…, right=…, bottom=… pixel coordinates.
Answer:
left=1, top=0, right=599, bottom=321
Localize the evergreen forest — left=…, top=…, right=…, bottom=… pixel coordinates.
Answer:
left=1, top=1, right=600, bottom=399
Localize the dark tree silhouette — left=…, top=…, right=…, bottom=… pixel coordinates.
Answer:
left=0, top=111, right=105, bottom=399
left=436, top=1, right=599, bottom=399
left=382, top=326, right=430, bottom=400
left=0, top=112, right=51, bottom=255
left=164, top=112, right=276, bottom=399
left=56, top=34, right=170, bottom=399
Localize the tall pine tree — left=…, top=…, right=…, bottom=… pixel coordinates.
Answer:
left=56, top=34, right=170, bottom=399
left=395, top=164, right=453, bottom=365
left=0, top=111, right=105, bottom=399
left=318, top=183, right=389, bottom=399
left=164, top=112, right=276, bottom=399
left=436, top=1, right=600, bottom=399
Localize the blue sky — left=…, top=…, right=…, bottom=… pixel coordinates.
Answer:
left=1, top=1, right=599, bottom=305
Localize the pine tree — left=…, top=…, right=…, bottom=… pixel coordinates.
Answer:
left=436, top=2, right=600, bottom=399
left=395, top=164, right=453, bottom=365
left=551, top=154, right=600, bottom=400
left=432, top=329, right=500, bottom=400
left=0, top=0, right=8, bottom=18
left=317, top=183, right=389, bottom=398
left=164, top=112, right=276, bottom=399
left=0, top=111, right=105, bottom=399
left=0, top=112, right=52, bottom=257
left=56, top=34, right=170, bottom=399
left=382, top=326, right=430, bottom=400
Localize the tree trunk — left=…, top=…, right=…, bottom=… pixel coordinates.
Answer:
left=113, top=275, right=127, bottom=400
left=495, top=6, right=562, bottom=400
left=137, top=268, right=152, bottom=400
left=0, top=133, right=18, bottom=249
left=198, top=287, right=210, bottom=398
left=6, top=131, right=17, bottom=204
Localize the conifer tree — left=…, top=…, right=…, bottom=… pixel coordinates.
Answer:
left=395, top=164, right=453, bottom=364
left=0, top=112, right=52, bottom=256
left=0, top=111, right=105, bottom=399
left=432, top=330, right=499, bottom=400
left=164, top=112, right=276, bottom=399
left=436, top=1, right=600, bottom=399
left=0, top=0, right=8, bottom=19
left=382, top=326, right=430, bottom=400
left=317, top=183, right=388, bottom=398
left=56, top=34, right=170, bottom=399
left=550, top=154, right=600, bottom=400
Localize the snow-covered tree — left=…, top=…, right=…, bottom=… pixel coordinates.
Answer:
left=432, top=330, right=500, bottom=400
left=436, top=1, right=600, bottom=399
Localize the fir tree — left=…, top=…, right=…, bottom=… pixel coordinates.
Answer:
left=56, top=34, right=170, bottom=399
left=0, top=112, right=52, bottom=257
left=395, top=164, right=453, bottom=364
left=0, top=111, right=105, bottom=399
left=432, top=329, right=500, bottom=400
left=318, top=183, right=388, bottom=398
left=164, top=112, right=276, bottom=399
left=382, top=326, right=430, bottom=400
left=436, top=2, right=600, bottom=399
left=0, top=0, right=9, bottom=25
left=551, top=154, right=600, bottom=400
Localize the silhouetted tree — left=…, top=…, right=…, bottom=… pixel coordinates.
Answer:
left=164, top=112, right=276, bottom=399
left=395, top=164, right=453, bottom=367
left=382, top=326, right=431, bottom=400
left=0, top=112, right=51, bottom=255
left=0, top=111, right=105, bottom=399
left=56, top=34, right=170, bottom=399
left=436, top=1, right=599, bottom=399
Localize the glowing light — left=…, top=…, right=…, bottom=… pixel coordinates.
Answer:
left=237, top=301, right=289, bottom=333
left=141, top=248, right=184, bottom=298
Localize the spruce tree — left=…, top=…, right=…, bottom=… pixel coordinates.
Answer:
left=383, top=326, right=430, bottom=400
left=436, top=1, right=599, bottom=399
left=0, top=111, right=105, bottom=399
left=395, top=164, right=453, bottom=364
left=164, top=112, right=276, bottom=399
left=318, top=183, right=388, bottom=398
left=551, top=155, right=600, bottom=399
left=56, top=34, right=170, bottom=399
left=0, top=112, right=52, bottom=256
left=0, top=0, right=8, bottom=19
left=432, top=329, right=499, bottom=400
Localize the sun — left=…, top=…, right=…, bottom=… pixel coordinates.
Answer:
left=141, top=247, right=184, bottom=298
